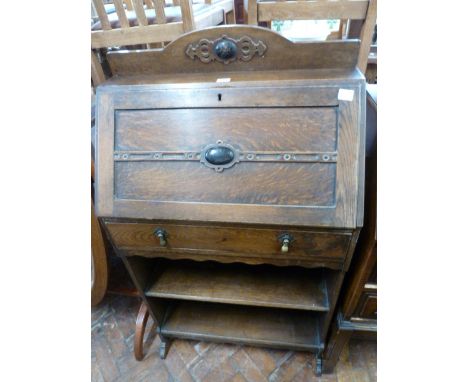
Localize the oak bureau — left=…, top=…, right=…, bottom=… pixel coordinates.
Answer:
left=95, top=26, right=366, bottom=375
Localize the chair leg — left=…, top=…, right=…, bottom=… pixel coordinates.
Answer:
left=134, top=302, right=150, bottom=361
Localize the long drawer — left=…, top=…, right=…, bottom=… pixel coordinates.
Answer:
left=105, top=221, right=352, bottom=268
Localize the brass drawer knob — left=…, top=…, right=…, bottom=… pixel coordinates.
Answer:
left=278, top=233, right=293, bottom=253
left=154, top=228, right=167, bottom=247
left=281, top=239, right=290, bottom=253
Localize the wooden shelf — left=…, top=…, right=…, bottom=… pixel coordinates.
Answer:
left=146, top=262, right=329, bottom=311
left=160, top=301, right=322, bottom=352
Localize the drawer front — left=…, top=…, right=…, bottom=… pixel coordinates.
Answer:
left=355, top=293, right=377, bottom=320
left=96, top=85, right=364, bottom=229
left=105, top=222, right=351, bottom=265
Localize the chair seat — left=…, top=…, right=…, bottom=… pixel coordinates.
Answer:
left=91, top=4, right=210, bottom=31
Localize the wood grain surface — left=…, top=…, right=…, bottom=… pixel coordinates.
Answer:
left=96, top=82, right=364, bottom=228
left=160, top=301, right=321, bottom=351
left=115, top=108, right=338, bottom=152
left=92, top=294, right=377, bottom=382
left=115, top=161, right=337, bottom=206
left=107, top=25, right=360, bottom=75
left=105, top=222, right=351, bottom=260
left=146, top=262, right=329, bottom=311
left=94, top=26, right=367, bottom=370
left=256, top=1, right=370, bottom=23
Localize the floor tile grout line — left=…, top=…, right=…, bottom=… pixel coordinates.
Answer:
left=242, top=346, right=275, bottom=381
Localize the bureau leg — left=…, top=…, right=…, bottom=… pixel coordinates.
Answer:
left=322, top=319, right=353, bottom=373
left=315, top=353, right=323, bottom=376
left=134, top=302, right=150, bottom=361
left=159, top=335, right=171, bottom=359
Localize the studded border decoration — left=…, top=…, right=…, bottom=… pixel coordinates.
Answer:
left=114, top=147, right=337, bottom=172
left=185, top=35, right=267, bottom=64
left=114, top=151, right=337, bottom=163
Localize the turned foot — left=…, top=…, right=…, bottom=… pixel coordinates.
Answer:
left=315, top=355, right=323, bottom=377
left=134, top=302, right=150, bottom=361
left=159, top=336, right=171, bottom=359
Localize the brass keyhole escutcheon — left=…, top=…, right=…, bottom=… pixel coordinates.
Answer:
left=278, top=233, right=293, bottom=253
left=154, top=228, right=167, bottom=247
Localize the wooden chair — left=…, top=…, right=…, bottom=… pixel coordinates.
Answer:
left=149, top=0, right=236, bottom=23
left=244, top=0, right=377, bottom=74
left=91, top=0, right=227, bottom=86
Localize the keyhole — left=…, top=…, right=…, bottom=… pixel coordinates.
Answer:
left=218, top=93, right=222, bottom=101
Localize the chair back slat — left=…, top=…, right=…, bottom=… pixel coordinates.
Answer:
left=132, top=0, right=149, bottom=26
left=123, top=0, right=134, bottom=10
left=144, top=0, right=154, bottom=8
left=357, top=0, right=376, bottom=73
left=153, top=0, right=167, bottom=24
left=114, top=0, right=130, bottom=28
left=92, top=23, right=185, bottom=48
left=179, top=0, right=195, bottom=31
left=92, top=0, right=111, bottom=30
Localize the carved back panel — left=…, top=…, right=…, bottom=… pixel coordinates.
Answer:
left=107, top=25, right=361, bottom=75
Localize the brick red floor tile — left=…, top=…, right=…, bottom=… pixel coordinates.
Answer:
left=92, top=295, right=376, bottom=382
left=229, top=373, right=249, bottom=382
left=172, top=340, right=201, bottom=368
left=189, top=343, right=238, bottom=382
left=267, top=348, right=292, bottom=365
left=189, top=357, right=212, bottom=382
left=93, top=331, right=121, bottom=381
left=193, top=341, right=212, bottom=356
left=92, top=359, right=106, bottom=382
left=242, top=346, right=277, bottom=377
left=203, top=357, right=238, bottom=382
left=164, top=343, right=194, bottom=382
left=290, top=363, right=321, bottom=382
left=230, top=348, right=268, bottom=382
left=268, top=351, right=310, bottom=382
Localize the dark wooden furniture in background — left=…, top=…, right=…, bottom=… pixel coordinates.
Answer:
left=323, top=84, right=377, bottom=372
left=244, top=0, right=377, bottom=74
left=94, top=25, right=367, bottom=375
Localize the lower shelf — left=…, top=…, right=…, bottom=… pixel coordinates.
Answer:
left=159, top=300, right=322, bottom=352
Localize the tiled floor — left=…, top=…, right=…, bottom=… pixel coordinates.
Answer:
left=92, top=295, right=376, bottom=382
